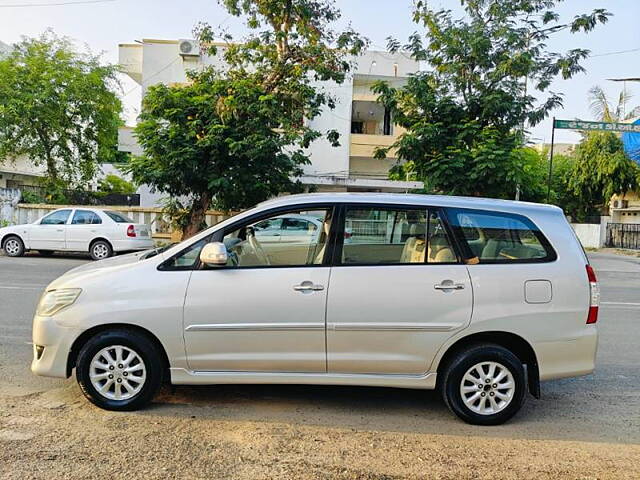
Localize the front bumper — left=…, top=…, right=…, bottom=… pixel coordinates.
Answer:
left=31, top=314, right=82, bottom=378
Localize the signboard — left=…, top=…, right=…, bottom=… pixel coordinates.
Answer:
left=554, top=119, right=640, bottom=133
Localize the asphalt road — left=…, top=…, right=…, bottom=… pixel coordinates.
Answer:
left=0, top=250, right=639, bottom=479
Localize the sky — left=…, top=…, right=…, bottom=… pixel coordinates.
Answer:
left=1, top=0, right=639, bottom=145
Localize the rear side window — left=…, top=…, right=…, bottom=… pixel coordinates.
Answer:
left=446, top=208, right=556, bottom=263
left=106, top=211, right=134, bottom=223
left=339, top=207, right=457, bottom=265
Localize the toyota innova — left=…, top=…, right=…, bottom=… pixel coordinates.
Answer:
left=31, top=194, right=599, bottom=425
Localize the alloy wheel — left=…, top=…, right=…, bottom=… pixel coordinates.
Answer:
left=4, top=239, right=21, bottom=256
left=89, top=345, right=147, bottom=400
left=92, top=243, right=110, bottom=259
left=459, top=361, right=515, bottom=415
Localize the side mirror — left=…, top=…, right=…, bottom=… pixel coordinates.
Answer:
left=199, top=242, right=228, bottom=266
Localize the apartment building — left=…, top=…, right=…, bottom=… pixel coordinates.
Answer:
left=118, top=38, right=423, bottom=200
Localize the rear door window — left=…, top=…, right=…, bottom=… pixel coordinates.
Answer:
left=338, top=207, right=457, bottom=265
left=446, top=208, right=556, bottom=263
left=71, top=210, right=102, bottom=225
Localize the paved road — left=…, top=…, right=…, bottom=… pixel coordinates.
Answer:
left=0, top=251, right=639, bottom=479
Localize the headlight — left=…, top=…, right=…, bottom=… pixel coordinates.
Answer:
left=36, top=289, right=82, bottom=316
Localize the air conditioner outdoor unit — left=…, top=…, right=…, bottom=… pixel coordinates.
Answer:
left=178, top=39, right=200, bottom=57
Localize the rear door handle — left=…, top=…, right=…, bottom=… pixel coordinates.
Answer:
left=293, top=281, right=324, bottom=292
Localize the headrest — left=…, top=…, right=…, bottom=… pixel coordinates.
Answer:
left=409, top=223, right=426, bottom=235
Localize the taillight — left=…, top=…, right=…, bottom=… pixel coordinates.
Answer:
left=344, top=231, right=352, bottom=240
left=127, top=225, right=136, bottom=238
left=586, top=264, right=599, bottom=324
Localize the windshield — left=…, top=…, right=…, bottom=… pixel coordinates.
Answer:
left=106, top=211, right=134, bottom=223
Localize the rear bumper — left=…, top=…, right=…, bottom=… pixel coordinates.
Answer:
left=31, top=314, right=81, bottom=378
left=112, top=238, right=154, bottom=252
left=535, top=326, right=598, bottom=381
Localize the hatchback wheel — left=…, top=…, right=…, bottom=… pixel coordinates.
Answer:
left=76, top=329, right=163, bottom=411
left=2, top=236, right=24, bottom=257
left=90, top=240, right=112, bottom=261
left=441, top=344, right=526, bottom=425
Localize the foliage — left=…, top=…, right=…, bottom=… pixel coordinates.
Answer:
left=128, top=0, right=366, bottom=238
left=512, top=147, right=549, bottom=202
left=19, top=189, right=45, bottom=204
left=97, top=174, right=136, bottom=195
left=126, top=74, right=310, bottom=237
left=0, top=31, right=122, bottom=187
left=546, top=153, right=579, bottom=215
left=159, top=197, right=197, bottom=234
left=588, top=86, right=640, bottom=123
left=375, top=0, right=610, bottom=199
left=563, top=132, right=639, bottom=220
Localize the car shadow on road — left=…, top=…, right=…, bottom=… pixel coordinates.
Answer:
left=135, top=366, right=638, bottom=445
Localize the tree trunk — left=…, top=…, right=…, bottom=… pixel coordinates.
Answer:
left=181, top=192, right=212, bottom=240
left=45, top=153, right=58, bottom=181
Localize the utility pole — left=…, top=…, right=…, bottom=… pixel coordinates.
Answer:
left=546, top=117, right=556, bottom=204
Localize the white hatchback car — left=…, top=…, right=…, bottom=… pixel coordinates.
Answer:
left=30, top=194, right=599, bottom=425
left=1, top=208, right=153, bottom=260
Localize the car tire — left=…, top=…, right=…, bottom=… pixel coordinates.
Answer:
left=76, top=329, right=164, bottom=411
left=441, top=344, right=526, bottom=426
left=2, top=235, right=25, bottom=257
left=90, top=239, right=113, bottom=261
left=38, top=250, right=55, bottom=256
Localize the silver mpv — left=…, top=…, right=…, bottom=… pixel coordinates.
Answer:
left=31, top=194, right=599, bottom=425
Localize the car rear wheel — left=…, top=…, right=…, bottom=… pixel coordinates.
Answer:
left=90, top=240, right=113, bottom=261
left=76, top=329, right=163, bottom=411
left=2, top=236, right=25, bottom=257
left=441, top=344, right=526, bottom=425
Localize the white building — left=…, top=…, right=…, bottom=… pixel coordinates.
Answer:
left=118, top=39, right=423, bottom=204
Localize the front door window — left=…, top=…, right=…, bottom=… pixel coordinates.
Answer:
left=40, top=210, right=71, bottom=225
left=222, top=209, right=331, bottom=267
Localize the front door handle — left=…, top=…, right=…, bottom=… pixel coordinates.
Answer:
left=434, top=281, right=465, bottom=291
left=293, top=281, right=324, bottom=292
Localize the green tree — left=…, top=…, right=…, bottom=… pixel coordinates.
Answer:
left=374, top=0, right=610, bottom=199
left=588, top=85, right=640, bottom=123
left=128, top=75, right=313, bottom=237
left=0, top=32, right=122, bottom=187
left=128, top=0, right=366, bottom=238
left=97, top=174, right=136, bottom=195
left=563, top=133, right=639, bottom=221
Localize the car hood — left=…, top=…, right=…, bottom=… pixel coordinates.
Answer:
left=48, top=250, right=162, bottom=289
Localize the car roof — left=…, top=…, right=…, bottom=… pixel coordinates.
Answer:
left=258, top=193, right=562, bottom=216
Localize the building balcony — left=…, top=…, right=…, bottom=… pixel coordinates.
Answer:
left=350, top=133, right=399, bottom=159
left=119, top=43, right=143, bottom=84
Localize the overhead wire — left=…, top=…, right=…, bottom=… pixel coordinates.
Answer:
left=0, top=0, right=115, bottom=7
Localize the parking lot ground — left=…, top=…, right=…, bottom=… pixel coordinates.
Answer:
left=0, top=251, right=639, bottom=479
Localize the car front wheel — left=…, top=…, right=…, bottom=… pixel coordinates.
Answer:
left=441, top=344, right=526, bottom=425
left=2, top=236, right=25, bottom=257
left=76, top=329, right=163, bottom=411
